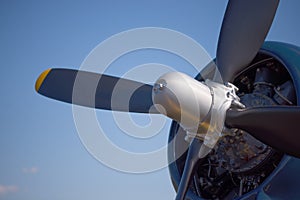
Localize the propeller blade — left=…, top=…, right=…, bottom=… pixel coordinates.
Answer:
left=216, top=0, right=279, bottom=82
left=175, top=140, right=208, bottom=200
left=226, top=106, right=300, bottom=158
left=35, top=68, right=158, bottom=113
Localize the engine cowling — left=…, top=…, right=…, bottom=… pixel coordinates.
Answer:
left=168, top=41, right=300, bottom=200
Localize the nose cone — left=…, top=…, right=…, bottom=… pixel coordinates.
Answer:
left=152, top=72, right=212, bottom=132
left=153, top=77, right=181, bottom=121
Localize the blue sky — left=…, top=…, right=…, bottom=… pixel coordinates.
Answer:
left=1, top=1, right=300, bottom=200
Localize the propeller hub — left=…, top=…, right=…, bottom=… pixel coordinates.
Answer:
left=153, top=72, right=213, bottom=133
left=153, top=72, right=244, bottom=151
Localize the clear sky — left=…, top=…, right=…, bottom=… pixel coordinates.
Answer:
left=1, top=1, right=300, bottom=200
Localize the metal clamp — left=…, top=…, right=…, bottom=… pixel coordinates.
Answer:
left=186, top=80, right=245, bottom=158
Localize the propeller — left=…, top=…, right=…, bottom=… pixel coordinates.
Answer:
left=175, top=139, right=207, bottom=200
left=216, top=0, right=279, bottom=82
left=35, top=68, right=158, bottom=113
left=226, top=106, right=300, bottom=158
left=175, top=0, right=279, bottom=199
left=35, top=1, right=300, bottom=199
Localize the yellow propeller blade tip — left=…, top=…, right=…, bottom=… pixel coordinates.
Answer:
left=35, top=68, right=51, bottom=92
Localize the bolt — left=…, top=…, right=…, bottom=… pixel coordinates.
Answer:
left=153, top=81, right=166, bottom=93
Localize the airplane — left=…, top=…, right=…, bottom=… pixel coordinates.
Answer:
left=35, top=0, right=300, bottom=199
